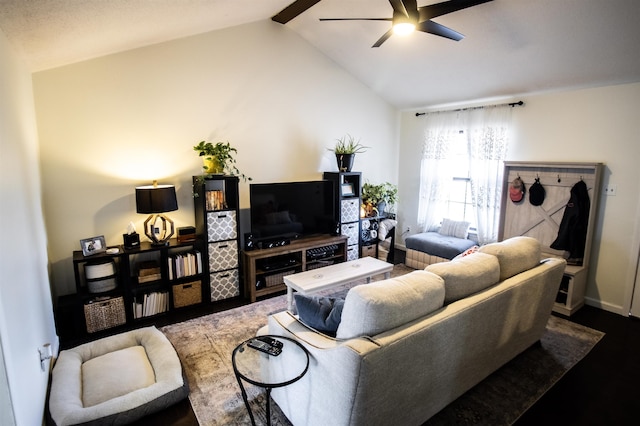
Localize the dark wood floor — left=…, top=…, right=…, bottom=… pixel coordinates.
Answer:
left=516, top=305, right=640, bottom=425
left=132, top=304, right=639, bottom=426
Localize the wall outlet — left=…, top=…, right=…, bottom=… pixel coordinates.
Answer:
left=604, top=184, right=617, bottom=196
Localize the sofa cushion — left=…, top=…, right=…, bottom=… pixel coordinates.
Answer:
left=478, top=236, right=541, bottom=281
left=336, top=270, right=445, bottom=339
left=425, top=252, right=500, bottom=304
left=294, top=294, right=344, bottom=336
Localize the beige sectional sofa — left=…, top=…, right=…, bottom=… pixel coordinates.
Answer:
left=264, top=237, right=566, bottom=426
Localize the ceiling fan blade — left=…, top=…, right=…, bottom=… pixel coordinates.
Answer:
left=419, top=0, right=493, bottom=21
left=418, top=20, right=464, bottom=41
left=372, top=29, right=394, bottom=48
left=272, top=0, right=322, bottom=24
left=320, top=18, right=392, bottom=22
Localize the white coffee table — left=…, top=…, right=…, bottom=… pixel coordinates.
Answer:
left=283, top=257, right=393, bottom=311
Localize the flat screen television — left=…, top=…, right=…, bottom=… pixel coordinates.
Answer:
left=249, top=180, right=336, bottom=242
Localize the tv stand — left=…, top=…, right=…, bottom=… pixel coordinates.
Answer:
left=243, top=235, right=348, bottom=303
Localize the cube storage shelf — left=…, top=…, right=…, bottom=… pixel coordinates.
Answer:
left=70, top=238, right=206, bottom=339
left=193, top=175, right=242, bottom=303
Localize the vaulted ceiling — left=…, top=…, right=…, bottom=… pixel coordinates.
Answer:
left=2, top=0, right=639, bottom=109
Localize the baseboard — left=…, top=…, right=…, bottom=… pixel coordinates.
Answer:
left=584, top=296, right=626, bottom=316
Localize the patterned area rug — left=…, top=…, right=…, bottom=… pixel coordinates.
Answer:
left=160, top=264, right=604, bottom=426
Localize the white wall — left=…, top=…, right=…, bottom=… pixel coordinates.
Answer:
left=32, top=20, right=399, bottom=298
left=398, top=83, right=640, bottom=314
left=0, top=29, right=58, bottom=426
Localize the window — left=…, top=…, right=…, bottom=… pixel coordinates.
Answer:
left=443, top=131, right=475, bottom=227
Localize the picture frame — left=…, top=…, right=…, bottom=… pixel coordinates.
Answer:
left=80, top=235, right=107, bottom=256
left=341, top=183, right=355, bottom=197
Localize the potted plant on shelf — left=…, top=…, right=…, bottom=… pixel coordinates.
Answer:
left=328, top=134, right=368, bottom=172
left=193, top=141, right=251, bottom=181
left=362, top=182, right=398, bottom=217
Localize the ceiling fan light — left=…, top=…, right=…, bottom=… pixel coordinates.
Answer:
left=393, top=22, right=416, bottom=36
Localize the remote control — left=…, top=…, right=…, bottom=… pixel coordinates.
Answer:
left=248, top=339, right=282, bottom=356
left=256, top=336, right=283, bottom=349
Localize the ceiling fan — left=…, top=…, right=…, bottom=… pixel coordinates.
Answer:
left=272, top=0, right=493, bottom=48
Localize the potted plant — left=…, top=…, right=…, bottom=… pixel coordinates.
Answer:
left=193, top=141, right=251, bottom=181
left=362, top=182, right=398, bottom=216
left=328, top=134, right=368, bottom=172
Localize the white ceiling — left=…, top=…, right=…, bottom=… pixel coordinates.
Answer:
left=2, top=0, right=640, bottom=109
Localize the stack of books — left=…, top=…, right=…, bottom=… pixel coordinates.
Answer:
left=132, top=291, right=168, bottom=318
left=205, top=190, right=226, bottom=211
left=168, top=250, right=202, bottom=280
left=137, top=261, right=161, bottom=283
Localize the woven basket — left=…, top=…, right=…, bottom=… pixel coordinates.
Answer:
left=265, top=270, right=295, bottom=287
left=172, top=280, right=202, bottom=308
left=84, top=296, right=125, bottom=333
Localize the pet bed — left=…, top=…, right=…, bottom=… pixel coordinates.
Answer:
left=48, top=326, right=188, bottom=426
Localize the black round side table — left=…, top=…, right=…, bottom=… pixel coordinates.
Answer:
left=232, top=335, right=309, bottom=426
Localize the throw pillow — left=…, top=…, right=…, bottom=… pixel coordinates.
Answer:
left=294, top=294, right=344, bottom=336
left=438, top=218, right=470, bottom=239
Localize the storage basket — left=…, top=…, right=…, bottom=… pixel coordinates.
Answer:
left=85, top=260, right=117, bottom=293
left=84, top=296, right=126, bottom=333
left=265, top=270, right=295, bottom=287
left=172, top=280, right=202, bottom=308
left=306, top=260, right=334, bottom=271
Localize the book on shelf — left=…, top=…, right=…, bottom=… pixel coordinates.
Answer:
left=168, top=250, right=202, bottom=280
left=205, top=190, right=226, bottom=211
left=133, top=291, right=169, bottom=319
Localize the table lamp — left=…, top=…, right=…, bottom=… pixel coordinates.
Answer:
left=135, top=181, right=178, bottom=246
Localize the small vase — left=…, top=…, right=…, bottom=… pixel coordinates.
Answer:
left=202, top=156, right=224, bottom=174
left=335, top=153, right=355, bottom=172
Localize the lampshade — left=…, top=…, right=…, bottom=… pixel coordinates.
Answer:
left=135, top=182, right=178, bottom=246
left=135, top=184, right=178, bottom=213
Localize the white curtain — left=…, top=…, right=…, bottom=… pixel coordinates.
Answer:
left=416, top=111, right=459, bottom=232
left=417, top=106, right=512, bottom=242
left=466, top=106, right=511, bottom=244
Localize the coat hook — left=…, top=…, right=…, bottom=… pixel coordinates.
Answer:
left=557, top=174, right=561, bottom=183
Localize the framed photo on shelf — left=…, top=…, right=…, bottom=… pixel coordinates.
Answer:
left=341, top=183, right=355, bottom=197
left=80, top=235, right=106, bottom=256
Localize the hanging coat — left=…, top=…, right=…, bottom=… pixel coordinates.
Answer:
left=550, top=180, right=590, bottom=265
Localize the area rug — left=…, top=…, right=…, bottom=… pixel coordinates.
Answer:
left=160, top=264, right=604, bottom=426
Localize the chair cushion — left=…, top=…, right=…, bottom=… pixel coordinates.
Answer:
left=336, top=270, right=445, bottom=339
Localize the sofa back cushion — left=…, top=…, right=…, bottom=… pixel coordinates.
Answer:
left=478, top=236, right=541, bottom=281
left=336, top=270, right=445, bottom=340
left=425, top=252, right=500, bottom=304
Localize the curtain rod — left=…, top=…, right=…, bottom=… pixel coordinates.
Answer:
left=415, top=100, right=524, bottom=117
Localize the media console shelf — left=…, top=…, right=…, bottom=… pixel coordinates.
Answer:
left=243, top=235, right=348, bottom=303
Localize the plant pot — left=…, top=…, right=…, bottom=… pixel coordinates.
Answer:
left=335, top=153, right=355, bottom=172
left=202, top=156, right=224, bottom=174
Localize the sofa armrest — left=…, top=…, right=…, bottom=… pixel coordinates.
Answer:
left=268, top=311, right=379, bottom=353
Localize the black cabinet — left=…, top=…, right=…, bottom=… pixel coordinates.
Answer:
left=69, top=238, right=205, bottom=339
